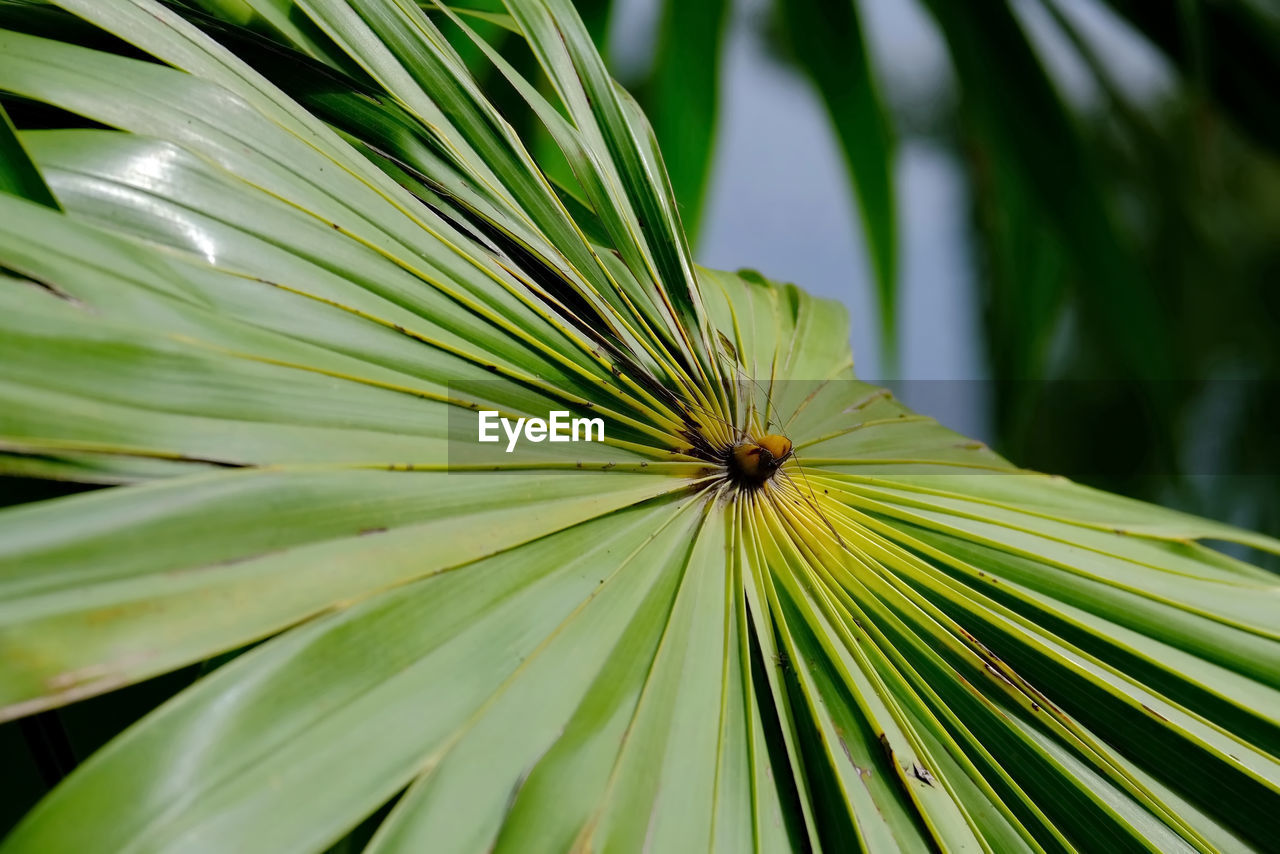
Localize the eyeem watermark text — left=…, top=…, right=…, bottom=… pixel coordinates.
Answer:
left=478, top=410, right=606, bottom=453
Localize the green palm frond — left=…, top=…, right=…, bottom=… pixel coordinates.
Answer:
left=0, top=1, right=1278, bottom=852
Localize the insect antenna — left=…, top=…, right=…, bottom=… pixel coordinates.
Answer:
left=709, top=335, right=849, bottom=550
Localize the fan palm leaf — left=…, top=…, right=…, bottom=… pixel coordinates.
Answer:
left=0, top=1, right=1277, bottom=851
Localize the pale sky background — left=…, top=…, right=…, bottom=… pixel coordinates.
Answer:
left=606, top=0, right=1173, bottom=439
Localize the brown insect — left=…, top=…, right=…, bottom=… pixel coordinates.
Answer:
left=728, top=433, right=794, bottom=487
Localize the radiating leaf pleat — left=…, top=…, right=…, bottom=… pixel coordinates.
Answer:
left=0, top=469, right=696, bottom=720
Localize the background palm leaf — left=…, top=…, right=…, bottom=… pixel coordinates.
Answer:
left=1, top=1, right=1278, bottom=852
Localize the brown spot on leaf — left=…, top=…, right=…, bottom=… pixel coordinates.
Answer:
left=1140, top=703, right=1169, bottom=723
left=877, top=733, right=894, bottom=763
